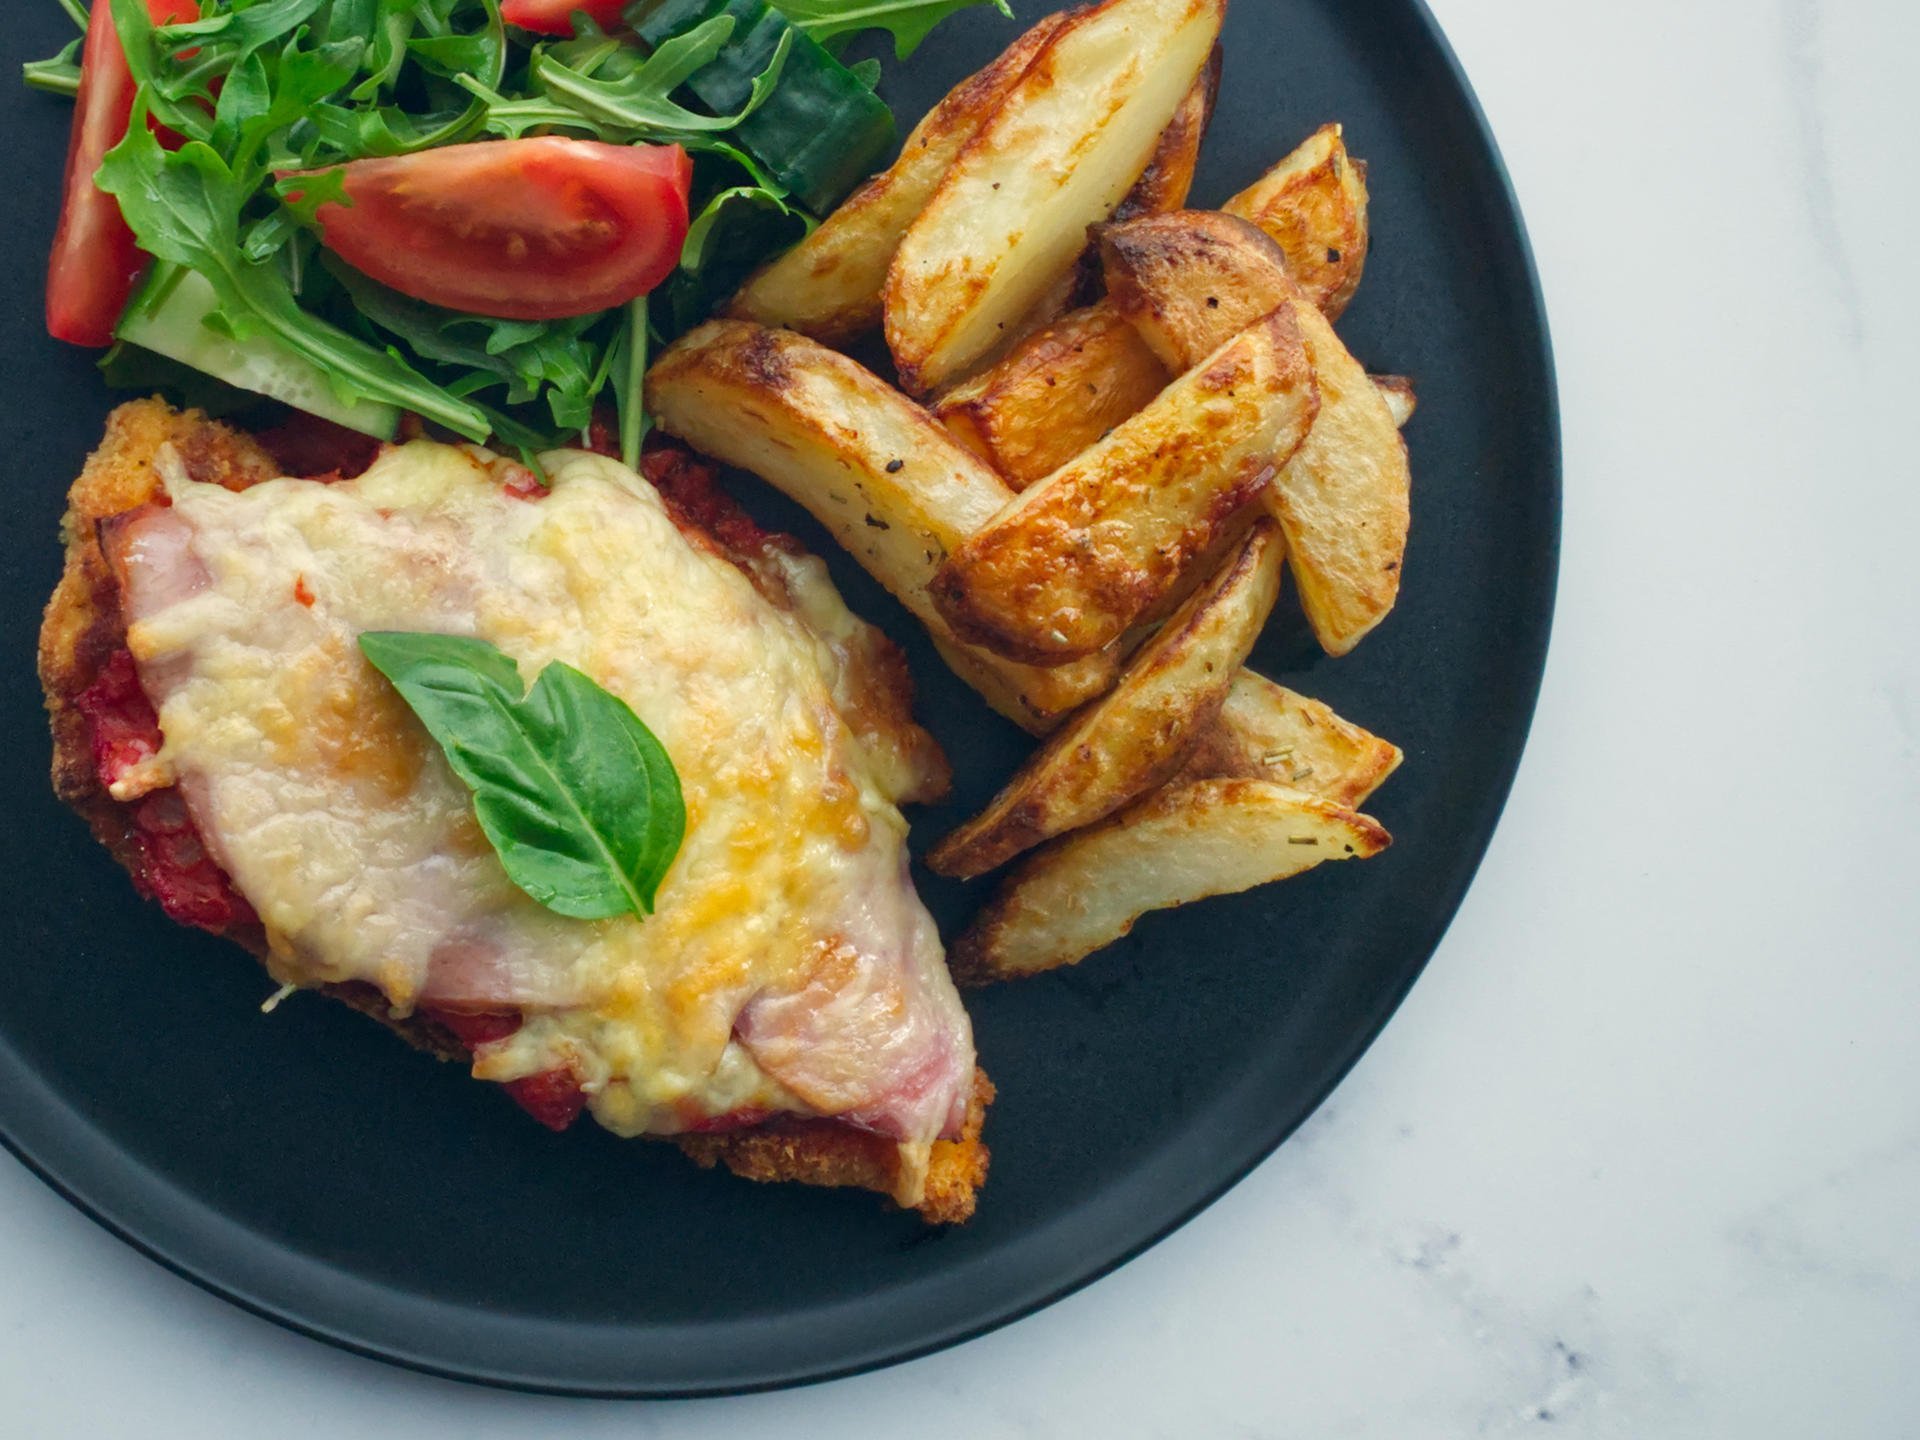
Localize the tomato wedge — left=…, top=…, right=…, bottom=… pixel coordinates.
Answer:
left=300, top=139, right=693, bottom=321
left=500, top=0, right=630, bottom=35
left=47, top=0, right=199, bottom=347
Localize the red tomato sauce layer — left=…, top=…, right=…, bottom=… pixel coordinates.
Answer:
left=74, top=649, right=260, bottom=936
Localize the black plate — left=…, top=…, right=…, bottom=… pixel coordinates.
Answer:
left=0, top=0, right=1557, bottom=1396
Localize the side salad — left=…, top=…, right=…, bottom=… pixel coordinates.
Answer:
left=24, top=0, right=1009, bottom=468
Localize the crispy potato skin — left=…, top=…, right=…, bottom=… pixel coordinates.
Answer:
left=726, top=13, right=1069, bottom=345
left=1099, top=209, right=1297, bottom=371
left=647, top=320, right=1120, bottom=728
left=1223, top=122, right=1371, bottom=321
left=43, top=400, right=985, bottom=1223
left=884, top=0, right=1227, bottom=394
left=933, top=304, right=1171, bottom=490
left=1178, top=670, right=1402, bottom=808
left=1273, top=301, right=1412, bottom=655
left=1099, top=212, right=1410, bottom=655
left=949, top=778, right=1391, bottom=984
left=929, top=522, right=1284, bottom=879
left=931, top=306, right=1318, bottom=664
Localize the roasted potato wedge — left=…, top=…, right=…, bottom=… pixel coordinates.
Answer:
left=647, top=321, right=1117, bottom=729
left=950, top=778, right=1391, bottom=983
left=1373, top=374, right=1417, bottom=429
left=933, top=305, right=1171, bottom=489
left=932, top=306, right=1318, bottom=664
left=1100, top=211, right=1411, bottom=654
left=1223, top=122, right=1370, bottom=320
left=1099, top=210, right=1295, bottom=371
left=930, top=522, right=1284, bottom=879
left=884, top=0, right=1226, bottom=394
left=1112, top=45, right=1221, bottom=224
left=1272, top=301, right=1413, bottom=654
left=1181, top=670, right=1402, bottom=809
left=725, top=13, right=1069, bottom=346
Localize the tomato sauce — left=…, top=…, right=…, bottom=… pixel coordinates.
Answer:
left=74, top=649, right=260, bottom=937
left=421, top=1006, right=587, bottom=1132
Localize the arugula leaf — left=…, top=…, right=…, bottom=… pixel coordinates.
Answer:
left=518, top=17, right=793, bottom=139
left=96, top=110, right=492, bottom=439
left=22, top=37, right=82, bottom=98
left=617, top=295, right=649, bottom=468
left=767, top=0, right=1012, bottom=60
left=359, top=633, right=686, bottom=922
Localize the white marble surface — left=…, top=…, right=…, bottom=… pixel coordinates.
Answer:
left=5, top=0, right=1918, bottom=1433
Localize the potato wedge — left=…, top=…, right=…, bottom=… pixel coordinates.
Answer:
left=1113, top=45, right=1221, bottom=224
left=884, top=0, right=1226, bottom=394
left=949, top=778, right=1391, bottom=983
left=933, top=305, right=1171, bottom=489
left=932, top=306, right=1318, bottom=664
left=1098, top=209, right=1295, bottom=371
left=1223, top=123, right=1370, bottom=321
left=1100, top=212, right=1411, bottom=654
left=929, top=522, right=1284, bottom=879
left=647, top=321, right=1117, bottom=728
left=1373, top=374, right=1417, bottom=429
left=1272, top=302, right=1412, bottom=654
left=1181, top=670, right=1402, bottom=809
left=725, top=13, right=1069, bottom=346
left=934, top=339, right=1408, bottom=494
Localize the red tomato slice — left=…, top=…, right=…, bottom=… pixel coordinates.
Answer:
left=47, top=0, right=199, bottom=347
left=301, top=139, right=692, bottom=321
left=501, top=0, right=630, bottom=35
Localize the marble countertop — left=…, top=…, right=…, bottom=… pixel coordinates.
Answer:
left=5, top=0, right=1916, bottom=1433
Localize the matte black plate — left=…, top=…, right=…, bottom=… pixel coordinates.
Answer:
left=0, top=0, right=1557, bottom=1396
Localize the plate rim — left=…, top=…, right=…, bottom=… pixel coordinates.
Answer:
left=0, top=0, right=1560, bottom=1397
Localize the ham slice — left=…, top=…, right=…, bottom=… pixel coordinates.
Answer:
left=105, top=440, right=975, bottom=1150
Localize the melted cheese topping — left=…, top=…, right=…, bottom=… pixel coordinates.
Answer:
left=120, top=443, right=973, bottom=1169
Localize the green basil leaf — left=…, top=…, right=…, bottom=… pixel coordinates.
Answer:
left=359, top=633, right=686, bottom=922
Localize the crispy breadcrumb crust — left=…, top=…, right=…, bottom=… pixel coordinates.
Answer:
left=39, top=399, right=988, bottom=1222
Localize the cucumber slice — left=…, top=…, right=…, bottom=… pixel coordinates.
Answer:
left=116, top=269, right=401, bottom=441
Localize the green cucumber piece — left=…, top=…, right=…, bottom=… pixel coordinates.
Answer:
left=116, top=269, right=402, bottom=441
left=628, top=0, right=894, bottom=214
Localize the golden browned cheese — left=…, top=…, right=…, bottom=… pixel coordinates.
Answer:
left=39, top=401, right=990, bottom=1222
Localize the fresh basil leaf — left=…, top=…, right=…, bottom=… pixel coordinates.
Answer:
left=767, top=0, right=1012, bottom=60
left=359, top=633, right=686, bottom=922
